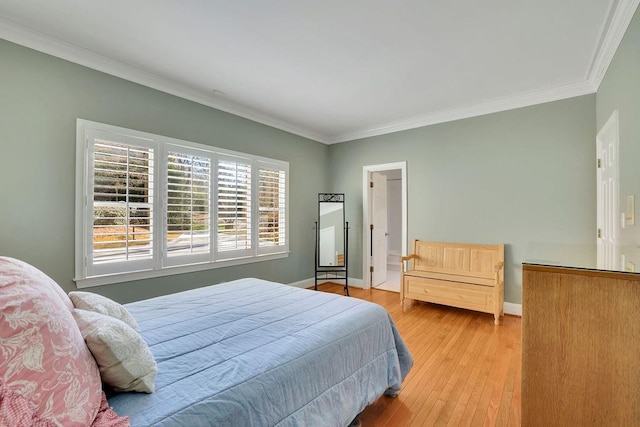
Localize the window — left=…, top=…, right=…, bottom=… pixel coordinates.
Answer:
left=216, top=158, right=252, bottom=258
left=258, top=164, right=287, bottom=253
left=76, top=120, right=288, bottom=287
left=86, top=131, right=157, bottom=278
left=165, top=149, right=212, bottom=265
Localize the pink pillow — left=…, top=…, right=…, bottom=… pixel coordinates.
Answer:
left=0, top=257, right=73, bottom=311
left=0, top=257, right=103, bottom=426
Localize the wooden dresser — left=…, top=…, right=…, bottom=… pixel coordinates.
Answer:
left=522, top=264, right=640, bottom=426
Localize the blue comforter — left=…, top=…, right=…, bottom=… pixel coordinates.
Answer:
left=108, top=278, right=413, bottom=426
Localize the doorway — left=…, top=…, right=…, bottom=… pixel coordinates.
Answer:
left=362, top=162, right=407, bottom=291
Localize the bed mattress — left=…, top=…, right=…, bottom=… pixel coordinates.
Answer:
left=108, top=278, right=412, bottom=426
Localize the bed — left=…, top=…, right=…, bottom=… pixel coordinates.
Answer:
left=107, top=277, right=413, bottom=426
left=0, top=257, right=412, bottom=426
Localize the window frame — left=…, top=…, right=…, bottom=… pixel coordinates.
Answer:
left=75, top=119, right=289, bottom=288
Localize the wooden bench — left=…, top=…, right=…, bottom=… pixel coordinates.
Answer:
left=401, top=240, right=505, bottom=324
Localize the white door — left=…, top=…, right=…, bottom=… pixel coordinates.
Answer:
left=596, top=110, right=620, bottom=270
left=371, top=172, right=388, bottom=286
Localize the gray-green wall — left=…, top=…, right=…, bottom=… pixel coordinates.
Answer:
left=7, top=19, right=634, bottom=306
left=597, top=7, right=640, bottom=265
left=329, top=95, right=597, bottom=305
left=0, top=39, right=328, bottom=303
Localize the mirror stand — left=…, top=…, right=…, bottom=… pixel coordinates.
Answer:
left=315, top=193, right=349, bottom=296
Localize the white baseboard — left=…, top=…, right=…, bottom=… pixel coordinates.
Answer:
left=290, top=278, right=522, bottom=316
left=504, top=302, right=522, bottom=317
left=288, top=277, right=364, bottom=289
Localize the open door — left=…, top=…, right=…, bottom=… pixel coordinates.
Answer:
left=371, top=172, right=387, bottom=286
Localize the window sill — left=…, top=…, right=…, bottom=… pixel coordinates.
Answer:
left=74, top=251, right=289, bottom=288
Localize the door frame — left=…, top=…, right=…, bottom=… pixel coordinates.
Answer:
left=362, top=161, right=407, bottom=289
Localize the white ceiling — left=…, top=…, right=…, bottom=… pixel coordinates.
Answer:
left=0, top=1, right=637, bottom=144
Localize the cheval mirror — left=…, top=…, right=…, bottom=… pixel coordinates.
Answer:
left=315, top=193, right=349, bottom=295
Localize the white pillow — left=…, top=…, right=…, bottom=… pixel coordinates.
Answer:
left=72, top=309, right=157, bottom=393
left=69, top=291, right=140, bottom=332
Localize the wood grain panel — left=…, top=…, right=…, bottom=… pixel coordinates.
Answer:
left=405, top=276, right=490, bottom=311
left=407, top=241, right=502, bottom=280
left=443, top=247, right=470, bottom=270
left=470, top=249, right=498, bottom=274
left=522, top=264, right=640, bottom=426
left=415, top=244, right=442, bottom=270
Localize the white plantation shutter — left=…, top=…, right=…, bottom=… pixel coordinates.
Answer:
left=258, top=164, right=287, bottom=254
left=166, top=149, right=211, bottom=264
left=216, top=158, right=252, bottom=257
left=77, top=120, right=289, bottom=286
left=90, top=136, right=155, bottom=276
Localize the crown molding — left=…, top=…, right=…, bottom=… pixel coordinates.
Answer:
left=0, top=18, right=330, bottom=144
left=1, top=0, right=637, bottom=146
left=327, top=80, right=597, bottom=144
left=588, top=0, right=640, bottom=90
left=322, top=0, right=639, bottom=144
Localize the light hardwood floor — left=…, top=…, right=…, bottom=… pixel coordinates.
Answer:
left=316, top=283, right=522, bottom=427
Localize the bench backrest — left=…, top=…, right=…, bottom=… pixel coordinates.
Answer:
left=410, top=240, right=504, bottom=282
